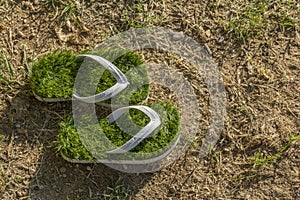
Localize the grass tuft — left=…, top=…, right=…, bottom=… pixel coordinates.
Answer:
left=248, top=134, right=300, bottom=168
left=223, top=1, right=297, bottom=42
left=0, top=47, right=13, bottom=79
left=225, top=1, right=268, bottom=41
left=103, top=177, right=129, bottom=200
left=43, top=0, right=81, bottom=27
left=0, top=47, right=13, bottom=88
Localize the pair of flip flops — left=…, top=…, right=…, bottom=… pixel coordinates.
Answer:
left=30, top=50, right=180, bottom=166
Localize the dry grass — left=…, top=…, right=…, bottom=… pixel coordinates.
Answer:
left=0, top=0, right=299, bottom=199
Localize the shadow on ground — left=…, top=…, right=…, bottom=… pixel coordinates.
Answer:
left=29, top=150, right=152, bottom=200
left=0, top=85, right=152, bottom=200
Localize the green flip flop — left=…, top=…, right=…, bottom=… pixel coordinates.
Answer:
left=56, top=103, right=180, bottom=164
left=30, top=49, right=149, bottom=105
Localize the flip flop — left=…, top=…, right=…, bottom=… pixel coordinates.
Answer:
left=56, top=103, right=180, bottom=165
left=30, top=49, right=149, bottom=105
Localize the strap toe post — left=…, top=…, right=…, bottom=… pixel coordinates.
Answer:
left=73, top=54, right=129, bottom=103
left=106, top=106, right=161, bottom=154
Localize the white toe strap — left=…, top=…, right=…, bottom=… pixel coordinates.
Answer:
left=73, top=54, right=129, bottom=103
left=106, top=106, right=161, bottom=154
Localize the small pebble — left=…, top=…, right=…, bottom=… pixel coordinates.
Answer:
left=60, top=167, right=67, bottom=173
left=17, top=129, right=28, bottom=134
left=172, top=32, right=184, bottom=41
left=205, top=29, right=211, bottom=38
left=217, top=36, right=224, bottom=44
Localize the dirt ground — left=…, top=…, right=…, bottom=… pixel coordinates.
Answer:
left=0, top=0, right=299, bottom=199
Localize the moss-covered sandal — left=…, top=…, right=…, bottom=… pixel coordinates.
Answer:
left=30, top=50, right=149, bottom=105
left=56, top=103, right=180, bottom=166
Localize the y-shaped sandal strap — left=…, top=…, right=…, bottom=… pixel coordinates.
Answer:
left=73, top=54, right=129, bottom=103
left=106, top=106, right=161, bottom=154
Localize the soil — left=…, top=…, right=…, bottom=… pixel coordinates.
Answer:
left=0, top=0, right=299, bottom=200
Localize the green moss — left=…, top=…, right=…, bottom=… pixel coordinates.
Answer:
left=31, top=51, right=80, bottom=99
left=57, top=116, right=94, bottom=160
left=30, top=50, right=149, bottom=104
left=57, top=104, right=180, bottom=161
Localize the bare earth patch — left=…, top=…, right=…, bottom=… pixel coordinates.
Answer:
left=0, top=0, right=299, bottom=199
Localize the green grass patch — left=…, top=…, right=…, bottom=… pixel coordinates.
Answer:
left=43, top=0, right=80, bottom=18
left=248, top=134, right=300, bottom=168
left=30, top=50, right=149, bottom=104
left=103, top=177, right=129, bottom=200
left=31, top=50, right=80, bottom=99
left=0, top=47, right=13, bottom=88
left=224, top=1, right=297, bottom=42
left=225, top=1, right=268, bottom=41
left=56, top=103, right=180, bottom=161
